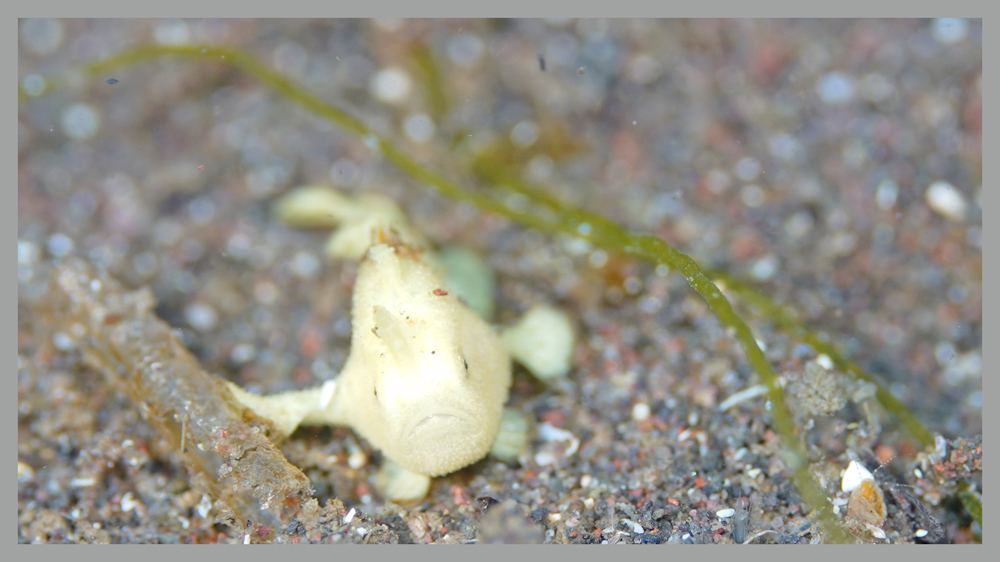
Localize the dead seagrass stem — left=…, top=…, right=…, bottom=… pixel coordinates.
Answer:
left=29, top=257, right=314, bottom=539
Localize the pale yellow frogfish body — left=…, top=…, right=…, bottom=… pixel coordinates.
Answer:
left=312, top=238, right=512, bottom=477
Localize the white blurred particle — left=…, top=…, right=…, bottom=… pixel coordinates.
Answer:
left=60, top=104, right=101, bottom=140
left=22, top=74, right=47, bottom=97
left=370, top=67, right=412, bottom=104
left=46, top=233, right=74, bottom=257
left=875, top=178, right=898, bottom=210
left=21, top=18, right=64, bottom=55
left=631, top=402, right=650, bottom=422
left=184, top=303, right=218, bottom=332
left=925, top=181, right=966, bottom=221
left=510, top=120, right=540, bottom=148
left=18, top=240, right=40, bottom=265
left=404, top=113, right=435, bottom=143
left=154, top=19, right=191, bottom=45
left=447, top=33, right=484, bottom=67
left=931, top=18, right=968, bottom=45
left=817, top=71, right=855, bottom=105
left=291, top=250, right=320, bottom=279
left=735, top=157, right=761, bottom=181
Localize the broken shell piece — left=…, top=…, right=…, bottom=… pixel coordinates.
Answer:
left=533, top=422, right=579, bottom=466
left=842, top=460, right=887, bottom=527
left=841, top=459, right=874, bottom=492
left=865, top=523, right=887, bottom=540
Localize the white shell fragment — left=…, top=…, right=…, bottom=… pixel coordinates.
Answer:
left=716, top=508, right=736, bottom=518
left=534, top=422, right=580, bottom=466
left=841, top=459, right=875, bottom=492
left=718, top=384, right=769, bottom=411
left=925, top=181, right=967, bottom=221
left=866, top=523, right=887, bottom=540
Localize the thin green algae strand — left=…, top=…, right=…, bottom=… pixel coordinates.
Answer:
left=410, top=41, right=450, bottom=121
left=472, top=160, right=935, bottom=444
left=703, top=270, right=935, bottom=449
left=474, top=160, right=980, bottom=528
left=78, top=43, right=955, bottom=542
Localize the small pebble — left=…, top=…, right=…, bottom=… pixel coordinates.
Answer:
left=925, top=181, right=966, bottom=221
left=631, top=402, right=650, bottom=422
left=184, top=303, right=218, bottom=332
left=347, top=450, right=366, bottom=469
left=716, top=508, right=735, bottom=518
left=18, top=462, right=35, bottom=483
left=46, top=233, right=75, bottom=257
left=196, top=495, right=212, bottom=518
left=71, top=477, right=96, bottom=488
left=120, top=492, right=138, bottom=512
left=817, top=71, right=855, bottom=105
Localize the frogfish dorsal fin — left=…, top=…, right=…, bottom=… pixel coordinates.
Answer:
left=372, top=304, right=419, bottom=369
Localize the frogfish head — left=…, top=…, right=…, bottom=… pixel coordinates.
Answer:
left=350, top=242, right=512, bottom=476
